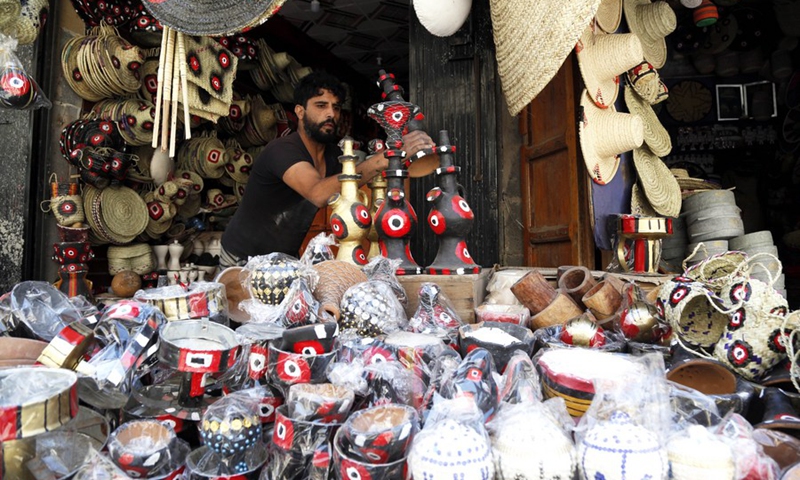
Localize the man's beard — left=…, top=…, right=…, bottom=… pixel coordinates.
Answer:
left=303, top=117, right=338, bottom=143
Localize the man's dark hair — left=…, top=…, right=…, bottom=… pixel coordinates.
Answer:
left=293, top=72, right=347, bottom=108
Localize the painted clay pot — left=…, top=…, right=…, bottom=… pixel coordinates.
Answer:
left=458, top=321, right=535, bottom=372
left=249, top=257, right=301, bottom=305
left=560, top=313, right=607, bottom=348
left=425, top=130, right=480, bottom=275
left=52, top=242, right=94, bottom=265
left=278, top=278, right=321, bottom=328
left=108, top=420, right=175, bottom=478
left=280, top=322, right=339, bottom=355
left=439, top=348, right=499, bottom=422
left=329, top=138, right=371, bottom=266
left=272, top=405, right=340, bottom=459
left=287, top=383, right=355, bottom=424
left=267, top=344, right=337, bottom=393
left=536, top=349, right=642, bottom=417
left=340, top=404, right=418, bottom=464
left=55, top=267, right=93, bottom=301
left=333, top=428, right=409, bottom=479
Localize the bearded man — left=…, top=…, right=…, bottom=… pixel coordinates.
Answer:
left=220, top=72, right=432, bottom=265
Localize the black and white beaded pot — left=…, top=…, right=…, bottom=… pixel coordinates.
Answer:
left=249, top=257, right=301, bottom=305
left=339, top=282, right=404, bottom=337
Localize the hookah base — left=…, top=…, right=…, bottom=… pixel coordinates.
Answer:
left=426, top=265, right=482, bottom=275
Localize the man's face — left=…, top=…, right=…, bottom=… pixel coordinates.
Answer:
left=299, top=88, right=341, bottom=144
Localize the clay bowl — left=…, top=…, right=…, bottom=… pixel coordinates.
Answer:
left=341, top=404, right=419, bottom=464
left=667, top=358, right=737, bottom=396
left=287, top=383, right=355, bottom=423
left=333, top=427, right=409, bottom=479
left=107, top=419, right=175, bottom=478
left=215, top=266, right=251, bottom=323
left=0, top=337, right=47, bottom=366
left=458, top=321, right=534, bottom=372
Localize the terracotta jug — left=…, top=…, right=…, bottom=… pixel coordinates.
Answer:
left=328, top=138, right=371, bottom=265
left=312, top=260, right=367, bottom=319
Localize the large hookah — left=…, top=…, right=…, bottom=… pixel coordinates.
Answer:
left=368, top=70, right=428, bottom=275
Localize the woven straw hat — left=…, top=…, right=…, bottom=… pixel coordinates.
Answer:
left=490, top=0, right=603, bottom=115
left=413, top=0, right=472, bottom=37
left=99, top=186, right=149, bottom=241
left=632, top=147, right=681, bottom=217
left=579, top=90, right=644, bottom=185
left=631, top=184, right=658, bottom=216
left=142, top=0, right=286, bottom=36
left=576, top=25, right=644, bottom=108
left=596, top=0, right=622, bottom=33
left=624, top=85, right=672, bottom=157
left=623, top=0, right=676, bottom=69
left=671, top=168, right=720, bottom=193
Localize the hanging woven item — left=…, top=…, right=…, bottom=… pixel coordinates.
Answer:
left=141, top=0, right=287, bottom=36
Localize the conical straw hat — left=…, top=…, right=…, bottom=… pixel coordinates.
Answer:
left=633, top=146, right=681, bottom=217
left=579, top=90, right=644, bottom=185
left=624, top=0, right=676, bottom=68
left=576, top=25, right=644, bottom=108
left=624, top=85, right=672, bottom=157
left=490, top=0, right=603, bottom=116
left=596, top=0, right=622, bottom=33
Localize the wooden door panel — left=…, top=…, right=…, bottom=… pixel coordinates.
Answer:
left=520, top=54, right=594, bottom=268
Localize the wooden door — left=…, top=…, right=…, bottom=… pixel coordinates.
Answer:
left=520, top=54, right=594, bottom=268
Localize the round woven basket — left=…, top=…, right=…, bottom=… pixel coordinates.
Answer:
left=100, top=186, right=149, bottom=240
left=142, top=0, right=287, bottom=36
left=656, top=277, right=728, bottom=348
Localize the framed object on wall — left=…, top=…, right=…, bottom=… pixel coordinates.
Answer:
left=744, top=81, right=777, bottom=121
left=716, top=84, right=746, bottom=121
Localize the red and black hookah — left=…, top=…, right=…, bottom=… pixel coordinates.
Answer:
left=368, top=70, right=425, bottom=275
left=369, top=70, right=480, bottom=275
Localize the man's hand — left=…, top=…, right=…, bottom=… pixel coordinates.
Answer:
left=402, top=130, right=435, bottom=158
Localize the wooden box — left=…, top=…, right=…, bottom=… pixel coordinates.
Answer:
left=398, top=270, right=491, bottom=324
